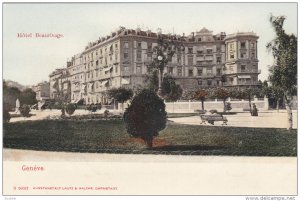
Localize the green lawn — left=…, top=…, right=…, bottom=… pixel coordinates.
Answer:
left=3, top=120, right=297, bottom=156
left=167, top=113, right=198, bottom=118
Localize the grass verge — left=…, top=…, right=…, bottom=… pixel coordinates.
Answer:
left=167, top=113, right=198, bottom=118
left=3, top=120, right=297, bottom=156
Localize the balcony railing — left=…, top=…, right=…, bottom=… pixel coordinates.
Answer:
left=238, top=69, right=261, bottom=74
left=223, top=82, right=259, bottom=87
left=196, top=62, right=213, bottom=67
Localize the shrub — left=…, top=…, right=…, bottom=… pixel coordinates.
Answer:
left=20, top=105, right=31, bottom=117
left=3, top=107, right=11, bottom=123
left=87, top=104, right=98, bottom=113
left=104, top=109, right=109, bottom=118
left=96, top=103, right=102, bottom=111
left=123, top=89, right=167, bottom=148
left=65, top=103, right=76, bottom=116
left=54, top=101, right=63, bottom=109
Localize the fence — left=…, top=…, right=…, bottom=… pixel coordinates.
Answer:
left=165, top=97, right=269, bottom=113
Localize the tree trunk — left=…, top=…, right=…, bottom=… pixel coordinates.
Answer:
left=158, top=69, right=162, bottom=96
left=201, top=100, right=204, bottom=111
left=284, top=95, right=293, bottom=130
left=276, top=99, right=279, bottom=112
left=144, top=135, right=153, bottom=148
left=61, top=108, right=66, bottom=118
left=248, top=96, right=252, bottom=115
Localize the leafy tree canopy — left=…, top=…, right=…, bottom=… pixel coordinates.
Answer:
left=107, top=87, right=133, bottom=103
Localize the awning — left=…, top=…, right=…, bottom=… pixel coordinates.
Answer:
left=104, top=66, right=113, bottom=72
left=121, top=78, right=130, bottom=84
left=101, top=80, right=108, bottom=87
left=238, top=75, right=251, bottom=79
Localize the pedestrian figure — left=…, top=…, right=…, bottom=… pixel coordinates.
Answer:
left=252, top=103, right=258, bottom=116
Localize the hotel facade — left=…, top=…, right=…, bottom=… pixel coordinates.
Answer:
left=49, top=27, right=260, bottom=104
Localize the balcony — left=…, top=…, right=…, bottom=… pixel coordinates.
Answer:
left=223, top=82, right=260, bottom=87
left=196, top=56, right=205, bottom=61
left=196, top=62, right=213, bottom=67
left=238, top=69, right=261, bottom=74
left=196, top=74, right=215, bottom=78
left=205, top=57, right=213, bottom=61
left=72, top=78, right=80, bottom=83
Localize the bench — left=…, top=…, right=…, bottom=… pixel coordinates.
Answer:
left=200, top=114, right=228, bottom=125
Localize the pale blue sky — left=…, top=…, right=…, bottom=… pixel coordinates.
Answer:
left=3, top=3, right=297, bottom=85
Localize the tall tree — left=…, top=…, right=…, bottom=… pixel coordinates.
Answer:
left=211, top=87, right=230, bottom=112
left=193, top=89, right=209, bottom=111
left=232, top=87, right=261, bottom=115
left=146, top=69, right=159, bottom=92
left=20, top=88, right=37, bottom=106
left=3, top=80, right=21, bottom=111
left=262, top=80, right=284, bottom=111
left=107, top=87, right=133, bottom=111
left=266, top=15, right=297, bottom=129
left=161, top=75, right=183, bottom=102
left=149, top=37, right=185, bottom=96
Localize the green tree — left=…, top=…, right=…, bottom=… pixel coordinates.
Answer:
left=146, top=69, right=159, bottom=92
left=161, top=75, right=183, bottom=102
left=149, top=37, right=185, bottom=96
left=53, top=79, right=71, bottom=116
left=123, top=89, right=167, bottom=148
left=3, top=107, right=11, bottom=123
left=107, top=87, right=133, bottom=111
left=266, top=15, right=297, bottom=129
left=3, top=81, right=21, bottom=111
left=261, top=80, right=284, bottom=111
left=20, top=88, right=37, bottom=106
left=193, top=89, right=209, bottom=111
left=65, top=103, right=76, bottom=116
left=233, top=87, right=261, bottom=115
left=211, top=87, right=230, bottom=112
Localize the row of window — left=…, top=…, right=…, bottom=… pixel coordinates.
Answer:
left=197, top=80, right=222, bottom=86
left=84, top=54, right=119, bottom=70
left=229, top=51, right=256, bottom=60
left=86, top=66, right=119, bottom=79
left=123, top=51, right=223, bottom=66
left=240, top=41, right=256, bottom=49
left=167, top=67, right=221, bottom=77
left=83, top=43, right=119, bottom=62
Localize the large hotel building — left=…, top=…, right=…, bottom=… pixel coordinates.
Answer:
left=49, top=27, right=260, bottom=104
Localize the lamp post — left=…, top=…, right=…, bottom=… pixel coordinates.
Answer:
left=157, top=55, right=163, bottom=96
left=152, top=37, right=185, bottom=97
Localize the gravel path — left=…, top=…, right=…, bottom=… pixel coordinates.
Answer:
left=169, top=110, right=297, bottom=129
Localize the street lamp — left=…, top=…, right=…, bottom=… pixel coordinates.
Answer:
left=157, top=55, right=164, bottom=96
left=153, top=37, right=185, bottom=97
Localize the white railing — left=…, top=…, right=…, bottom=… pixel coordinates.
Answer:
left=165, top=97, right=269, bottom=113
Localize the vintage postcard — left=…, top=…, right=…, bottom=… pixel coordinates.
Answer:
left=2, top=2, right=298, bottom=199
